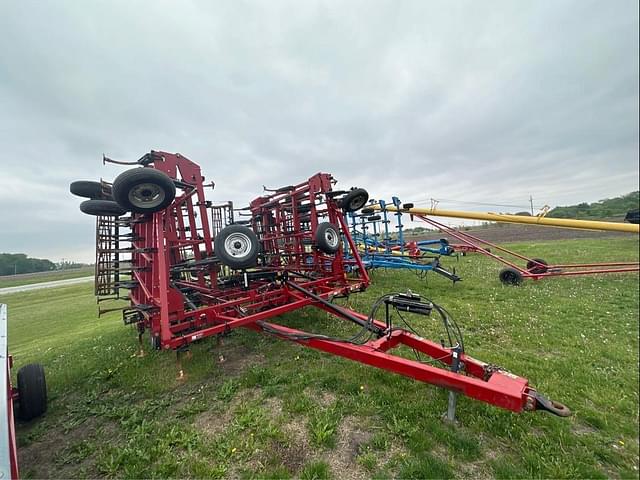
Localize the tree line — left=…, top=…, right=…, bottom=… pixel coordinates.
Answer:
left=547, top=191, right=639, bottom=220
left=0, top=253, right=89, bottom=276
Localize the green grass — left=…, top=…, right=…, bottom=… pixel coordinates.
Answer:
left=2, top=237, right=638, bottom=479
left=0, top=267, right=93, bottom=289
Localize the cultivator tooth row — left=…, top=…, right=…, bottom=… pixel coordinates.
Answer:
left=71, top=150, right=570, bottom=419
left=344, top=196, right=460, bottom=282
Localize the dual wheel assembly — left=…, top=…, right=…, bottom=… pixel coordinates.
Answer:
left=71, top=167, right=177, bottom=217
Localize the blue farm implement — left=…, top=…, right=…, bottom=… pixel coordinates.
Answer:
left=345, top=197, right=460, bottom=282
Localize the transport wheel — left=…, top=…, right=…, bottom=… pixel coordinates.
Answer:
left=402, top=203, right=414, bottom=209
left=80, top=199, right=127, bottom=216
left=367, top=215, right=382, bottom=221
left=17, top=363, right=47, bottom=421
left=499, top=268, right=524, bottom=286
left=340, top=188, right=369, bottom=212
left=70, top=180, right=111, bottom=199
left=526, top=258, right=548, bottom=274
left=214, top=225, right=260, bottom=269
left=112, top=168, right=176, bottom=214
left=361, top=207, right=375, bottom=215
left=316, top=222, right=341, bottom=254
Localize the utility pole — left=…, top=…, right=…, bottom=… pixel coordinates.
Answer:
left=529, top=195, right=534, bottom=216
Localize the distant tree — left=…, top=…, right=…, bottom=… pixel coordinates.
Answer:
left=0, top=253, right=56, bottom=276
left=548, top=192, right=639, bottom=220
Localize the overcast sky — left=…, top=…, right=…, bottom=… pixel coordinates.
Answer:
left=1, top=0, right=638, bottom=263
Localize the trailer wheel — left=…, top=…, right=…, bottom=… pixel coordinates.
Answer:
left=17, top=364, right=47, bottom=421
left=526, top=258, right=548, bottom=274
left=112, top=168, right=176, bottom=214
left=340, top=188, right=369, bottom=212
left=214, top=225, right=260, bottom=269
left=316, top=222, right=341, bottom=254
left=499, top=268, right=523, bottom=286
left=79, top=199, right=127, bottom=217
left=70, top=180, right=111, bottom=199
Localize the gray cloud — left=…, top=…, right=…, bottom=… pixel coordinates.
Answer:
left=0, top=0, right=638, bottom=262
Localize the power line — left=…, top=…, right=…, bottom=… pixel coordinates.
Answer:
left=412, top=197, right=532, bottom=210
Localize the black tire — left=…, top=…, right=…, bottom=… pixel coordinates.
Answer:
left=80, top=199, right=127, bottom=217
left=402, top=203, right=414, bottom=209
left=70, top=180, right=111, bottom=199
left=214, top=225, right=260, bottom=269
left=361, top=207, right=375, bottom=215
left=340, top=188, right=369, bottom=212
left=526, top=258, right=548, bottom=274
left=315, top=222, right=341, bottom=254
left=17, top=363, right=47, bottom=421
left=367, top=215, right=382, bottom=221
left=499, top=268, right=524, bottom=286
left=112, top=168, right=176, bottom=214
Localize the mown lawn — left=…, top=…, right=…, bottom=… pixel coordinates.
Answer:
left=0, top=267, right=94, bottom=289
left=2, top=237, right=638, bottom=479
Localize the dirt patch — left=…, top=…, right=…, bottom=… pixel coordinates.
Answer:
left=303, top=387, right=337, bottom=407
left=193, top=387, right=262, bottom=437
left=277, top=415, right=312, bottom=472
left=18, top=416, right=103, bottom=479
left=323, top=416, right=372, bottom=480
left=194, top=406, right=236, bottom=437
left=262, top=396, right=284, bottom=417
left=572, top=422, right=598, bottom=436
left=214, top=342, right=266, bottom=376
left=411, top=223, right=629, bottom=244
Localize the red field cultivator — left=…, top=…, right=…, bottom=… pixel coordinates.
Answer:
left=70, top=150, right=569, bottom=418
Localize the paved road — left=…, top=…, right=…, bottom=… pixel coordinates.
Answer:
left=0, top=276, right=93, bottom=296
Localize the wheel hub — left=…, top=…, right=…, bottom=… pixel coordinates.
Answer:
left=224, top=232, right=251, bottom=258
left=324, top=229, right=339, bottom=248
left=129, top=182, right=165, bottom=209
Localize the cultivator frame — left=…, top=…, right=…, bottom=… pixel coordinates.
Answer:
left=73, top=150, right=570, bottom=417
left=346, top=197, right=460, bottom=282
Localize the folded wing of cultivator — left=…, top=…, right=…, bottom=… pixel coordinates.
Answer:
left=70, top=150, right=570, bottom=418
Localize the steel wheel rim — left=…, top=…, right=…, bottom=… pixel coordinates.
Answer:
left=129, top=183, right=165, bottom=209
left=349, top=195, right=366, bottom=211
left=224, top=232, right=252, bottom=258
left=324, top=228, right=339, bottom=249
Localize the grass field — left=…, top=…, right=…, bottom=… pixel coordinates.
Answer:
left=2, top=237, right=639, bottom=479
left=0, top=267, right=94, bottom=289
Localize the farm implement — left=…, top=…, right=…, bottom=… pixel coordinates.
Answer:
left=346, top=197, right=460, bottom=282
left=70, top=150, right=570, bottom=418
left=376, top=204, right=640, bottom=285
